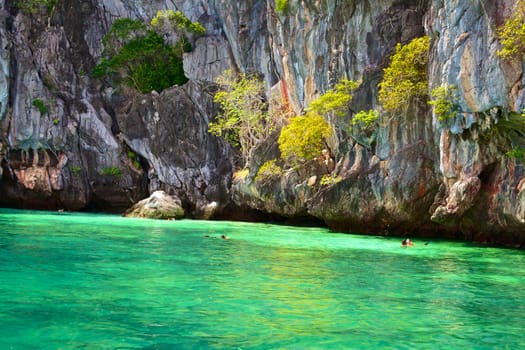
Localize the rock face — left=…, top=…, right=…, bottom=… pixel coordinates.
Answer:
left=229, top=0, right=525, bottom=245
left=115, top=81, right=236, bottom=217
left=232, top=0, right=441, bottom=237
left=0, top=0, right=235, bottom=214
left=1, top=0, right=525, bottom=244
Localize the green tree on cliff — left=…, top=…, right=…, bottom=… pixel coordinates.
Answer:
left=497, top=0, right=525, bottom=60
left=209, top=70, right=279, bottom=161
left=278, top=80, right=359, bottom=164
left=307, top=79, right=360, bottom=117
left=15, top=0, right=58, bottom=26
left=151, top=10, right=206, bottom=55
left=278, top=79, right=360, bottom=164
left=275, top=0, right=289, bottom=14
left=278, top=113, right=332, bottom=164
left=378, top=36, right=430, bottom=113
left=151, top=10, right=206, bottom=36
left=210, top=70, right=357, bottom=166
left=428, top=85, right=460, bottom=121
left=93, top=12, right=205, bottom=93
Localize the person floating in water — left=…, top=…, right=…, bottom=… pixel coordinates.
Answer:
left=204, top=234, right=229, bottom=239
left=402, top=238, right=414, bottom=247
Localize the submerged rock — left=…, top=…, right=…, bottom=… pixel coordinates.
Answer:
left=124, top=191, right=184, bottom=220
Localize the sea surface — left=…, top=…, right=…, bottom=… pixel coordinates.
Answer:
left=0, top=208, right=524, bottom=349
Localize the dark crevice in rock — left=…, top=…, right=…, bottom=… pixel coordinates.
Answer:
left=478, top=162, right=498, bottom=186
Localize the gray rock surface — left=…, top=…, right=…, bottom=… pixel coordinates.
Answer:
left=123, top=190, right=184, bottom=219
left=116, top=80, right=236, bottom=218
left=0, top=0, right=233, bottom=213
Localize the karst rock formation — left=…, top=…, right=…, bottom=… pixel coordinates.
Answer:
left=1, top=0, right=524, bottom=245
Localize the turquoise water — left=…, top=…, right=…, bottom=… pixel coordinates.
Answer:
left=0, top=209, right=524, bottom=349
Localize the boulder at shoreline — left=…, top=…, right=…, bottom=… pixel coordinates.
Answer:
left=124, top=191, right=185, bottom=220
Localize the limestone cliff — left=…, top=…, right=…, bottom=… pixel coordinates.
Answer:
left=0, top=0, right=524, bottom=245
left=0, top=0, right=236, bottom=215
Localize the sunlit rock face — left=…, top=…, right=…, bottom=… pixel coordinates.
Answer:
left=123, top=190, right=185, bottom=219
left=0, top=0, right=234, bottom=213
left=230, top=0, right=525, bottom=245
left=0, top=0, right=524, bottom=244
left=425, top=0, right=525, bottom=243
left=233, top=0, right=442, bottom=237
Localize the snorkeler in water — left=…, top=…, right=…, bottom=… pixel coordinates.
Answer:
left=204, top=234, right=229, bottom=239
left=402, top=238, right=414, bottom=247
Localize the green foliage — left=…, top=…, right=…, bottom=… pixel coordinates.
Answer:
left=428, top=85, right=460, bottom=121
left=351, top=109, right=379, bottom=130
left=320, top=174, right=343, bottom=186
left=129, top=33, right=187, bottom=92
left=70, top=166, right=81, bottom=177
left=102, top=18, right=147, bottom=50
left=506, top=147, right=525, bottom=160
left=127, top=151, right=141, bottom=170
left=278, top=113, right=333, bottom=164
left=209, top=70, right=277, bottom=161
left=16, top=0, right=57, bottom=14
left=493, top=111, right=525, bottom=138
left=95, top=30, right=187, bottom=93
left=101, top=167, right=122, bottom=177
left=497, top=1, right=525, bottom=60
left=93, top=16, right=194, bottom=93
left=91, top=58, right=110, bottom=78
left=233, top=168, right=250, bottom=181
left=348, top=109, right=379, bottom=148
left=486, top=112, right=525, bottom=162
left=378, top=36, right=430, bottom=113
left=275, top=0, right=289, bottom=14
left=151, top=10, right=206, bottom=36
left=255, top=160, right=283, bottom=182
left=307, top=79, right=360, bottom=117
left=275, top=78, right=357, bottom=165
left=150, top=10, right=204, bottom=58
left=32, top=98, right=49, bottom=115
left=42, top=74, right=57, bottom=91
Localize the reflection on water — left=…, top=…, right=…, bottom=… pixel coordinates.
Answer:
left=0, top=209, right=524, bottom=349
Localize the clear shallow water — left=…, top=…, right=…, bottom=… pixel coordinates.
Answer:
left=0, top=209, right=524, bottom=349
